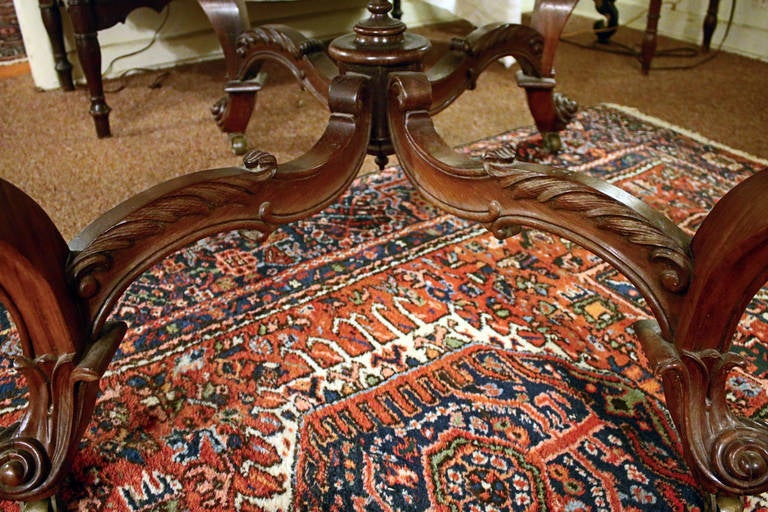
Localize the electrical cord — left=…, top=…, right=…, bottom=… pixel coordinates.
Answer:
left=102, top=4, right=172, bottom=93
left=559, top=0, right=737, bottom=71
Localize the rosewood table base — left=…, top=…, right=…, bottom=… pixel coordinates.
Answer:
left=5, top=2, right=768, bottom=511
left=212, top=0, right=580, bottom=157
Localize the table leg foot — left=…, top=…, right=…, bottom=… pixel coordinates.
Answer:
left=710, top=494, right=744, bottom=512
left=229, top=133, right=250, bottom=155
left=21, top=495, right=62, bottom=512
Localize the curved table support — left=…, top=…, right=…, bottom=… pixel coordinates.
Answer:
left=387, top=71, right=689, bottom=338
left=521, top=0, right=580, bottom=151
left=636, top=171, right=768, bottom=497
left=427, top=23, right=545, bottom=115
left=0, top=73, right=371, bottom=505
left=212, top=24, right=337, bottom=154
left=385, top=70, right=768, bottom=501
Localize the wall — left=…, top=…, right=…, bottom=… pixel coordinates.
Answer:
left=12, top=0, right=459, bottom=91
left=13, top=0, right=767, bottom=91
left=526, top=0, right=768, bottom=62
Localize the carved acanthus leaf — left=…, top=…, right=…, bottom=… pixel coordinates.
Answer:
left=67, top=154, right=278, bottom=299
left=483, top=148, right=692, bottom=293
left=451, top=24, right=543, bottom=71
left=237, top=26, right=304, bottom=59
left=453, top=24, right=543, bottom=59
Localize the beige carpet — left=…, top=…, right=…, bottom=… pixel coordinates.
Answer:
left=1, top=15, right=766, bottom=240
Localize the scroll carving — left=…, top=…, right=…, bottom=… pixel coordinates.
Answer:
left=450, top=23, right=544, bottom=72
left=235, top=24, right=334, bottom=89
left=637, top=321, right=768, bottom=495
left=0, top=323, right=124, bottom=501
left=237, top=25, right=303, bottom=59
left=553, top=92, right=578, bottom=126
left=483, top=147, right=693, bottom=294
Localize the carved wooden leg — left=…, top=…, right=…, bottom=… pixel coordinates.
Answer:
left=641, top=0, right=662, bottom=74
left=0, top=178, right=125, bottom=505
left=635, top=170, right=768, bottom=497
left=197, top=0, right=261, bottom=154
left=517, top=75, right=577, bottom=153
left=213, top=24, right=336, bottom=154
left=388, top=71, right=689, bottom=329
left=211, top=78, right=263, bottom=155
left=38, top=0, right=74, bottom=91
left=1, top=74, right=372, bottom=509
left=197, top=0, right=250, bottom=79
left=72, top=31, right=111, bottom=138
left=522, top=0, right=580, bottom=151
left=701, top=0, right=721, bottom=52
left=68, top=72, right=372, bottom=337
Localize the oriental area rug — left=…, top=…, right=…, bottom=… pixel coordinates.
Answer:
left=2, top=104, right=768, bottom=511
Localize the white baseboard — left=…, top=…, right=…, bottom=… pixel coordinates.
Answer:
left=16, top=0, right=459, bottom=91
left=564, top=0, right=767, bottom=62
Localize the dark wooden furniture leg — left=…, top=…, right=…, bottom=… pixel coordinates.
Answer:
left=392, top=0, right=402, bottom=19
left=38, top=0, right=74, bottom=91
left=592, top=0, right=619, bottom=43
left=71, top=27, right=111, bottom=138
left=641, top=0, right=662, bottom=74
left=44, top=1, right=171, bottom=138
left=197, top=0, right=262, bottom=155
left=642, top=0, right=719, bottom=74
left=5, top=3, right=767, bottom=510
left=518, top=0, right=579, bottom=152
left=702, top=0, right=721, bottom=51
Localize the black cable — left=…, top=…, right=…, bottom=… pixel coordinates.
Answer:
left=560, top=0, right=737, bottom=72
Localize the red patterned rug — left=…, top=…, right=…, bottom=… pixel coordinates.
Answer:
left=0, top=1, right=25, bottom=63
left=2, top=104, right=768, bottom=511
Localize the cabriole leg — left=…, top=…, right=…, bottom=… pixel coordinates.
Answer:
left=636, top=171, right=768, bottom=498
left=38, top=0, right=73, bottom=91
left=0, top=179, right=124, bottom=507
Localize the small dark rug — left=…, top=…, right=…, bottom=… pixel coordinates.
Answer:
left=1, top=105, right=767, bottom=510
left=0, top=1, right=25, bottom=63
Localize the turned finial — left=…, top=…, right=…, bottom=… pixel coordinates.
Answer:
left=328, top=0, right=429, bottom=66
left=354, top=0, right=405, bottom=47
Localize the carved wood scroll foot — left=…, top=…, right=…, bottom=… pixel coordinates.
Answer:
left=210, top=76, right=264, bottom=154
left=0, top=73, right=371, bottom=504
left=636, top=170, right=768, bottom=497
left=0, top=179, right=124, bottom=503
left=637, top=321, right=768, bottom=497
